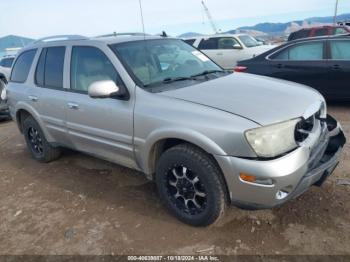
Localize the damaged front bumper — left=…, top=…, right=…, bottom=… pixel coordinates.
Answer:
left=215, top=114, right=346, bottom=209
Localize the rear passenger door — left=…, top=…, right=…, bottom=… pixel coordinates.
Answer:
left=268, top=41, right=330, bottom=96
left=34, top=46, right=70, bottom=145
left=66, top=46, right=136, bottom=169
left=327, top=39, right=350, bottom=99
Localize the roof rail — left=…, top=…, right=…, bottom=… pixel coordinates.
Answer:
left=96, top=32, right=149, bottom=38
left=33, top=35, right=88, bottom=44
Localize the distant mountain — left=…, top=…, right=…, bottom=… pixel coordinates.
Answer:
left=0, top=35, right=34, bottom=56
left=178, top=13, right=350, bottom=37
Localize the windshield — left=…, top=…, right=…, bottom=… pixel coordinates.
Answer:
left=238, top=35, right=261, bottom=48
left=110, top=39, right=223, bottom=88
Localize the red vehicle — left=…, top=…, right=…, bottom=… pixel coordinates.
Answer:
left=288, top=25, right=350, bottom=41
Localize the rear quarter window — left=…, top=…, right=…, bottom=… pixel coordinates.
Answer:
left=10, top=49, right=37, bottom=83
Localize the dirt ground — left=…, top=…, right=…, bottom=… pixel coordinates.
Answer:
left=0, top=104, right=349, bottom=256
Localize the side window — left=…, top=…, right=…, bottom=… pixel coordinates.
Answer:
left=330, top=41, right=350, bottom=60
left=198, top=38, right=218, bottom=50
left=35, top=49, right=46, bottom=87
left=0, top=58, right=14, bottom=68
left=34, top=47, right=65, bottom=89
left=314, top=28, right=328, bottom=37
left=272, top=42, right=324, bottom=61
left=10, top=49, right=37, bottom=83
left=71, top=46, right=120, bottom=93
left=217, top=37, right=240, bottom=49
left=334, top=28, right=348, bottom=35
left=183, top=39, right=196, bottom=46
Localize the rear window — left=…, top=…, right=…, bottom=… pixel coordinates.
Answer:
left=198, top=38, right=218, bottom=50
left=10, top=49, right=37, bottom=83
left=0, top=58, right=14, bottom=68
left=183, top=39, right=196, bottom=46
left=35, top=47, right=65, bottom=89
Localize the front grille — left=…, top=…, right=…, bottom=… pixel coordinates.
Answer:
left=295, top=115, right=316, bottom=143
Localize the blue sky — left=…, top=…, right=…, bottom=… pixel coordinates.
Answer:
left=1, top=0, right=350, bottom=38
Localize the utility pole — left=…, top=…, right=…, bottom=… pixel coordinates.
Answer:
left=333, top=0, right=339, bottom=25
left=201, top=0, right=218, bottom=34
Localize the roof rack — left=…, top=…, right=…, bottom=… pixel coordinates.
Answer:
left=96, top=32, right=149, bottom=38
left=33, top=35, right=88, bottom=44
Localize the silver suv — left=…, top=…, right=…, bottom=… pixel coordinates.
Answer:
left=7, top=35, right=346, bottom=226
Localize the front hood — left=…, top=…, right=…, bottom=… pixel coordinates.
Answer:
left=160, top=73, right=324, bottom=126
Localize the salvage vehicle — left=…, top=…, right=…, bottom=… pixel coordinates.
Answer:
left=0, top=55, right=15, bottom=116
left=184, top=34, right=274, bottom=69
left=236, top=35, right=350, bottom=101
left=7, top=35, right=346, bottom=226
left=288, top=25, right=350, bottom=41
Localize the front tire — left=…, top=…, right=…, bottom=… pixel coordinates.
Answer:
left=156, top=144, right=226, bottom=226
left=22, top=116, right=61, bottom=162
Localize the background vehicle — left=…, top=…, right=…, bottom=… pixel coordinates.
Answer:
left=7, top=35, right=345, bottom=226
left=288, top=25, right=350, bottom=41
left=236, top=35, right=350, bottom=101
left=184, top=34, right=274, bottom=69
left=0, top=56, right=14, bottom=117
left=0, top=56, right=15, bottom=83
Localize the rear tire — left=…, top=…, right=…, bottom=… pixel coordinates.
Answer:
left=22, top=116, right=61, bottom=162
left=156, top=144, right=226, bottom=226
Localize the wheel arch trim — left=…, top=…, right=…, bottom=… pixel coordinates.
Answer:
left=15, top=102, right=54, bottom=142
left=136, top=127, right=227, bottom=175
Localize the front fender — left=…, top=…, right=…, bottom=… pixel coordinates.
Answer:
left=136, top=127, right=226, bottom=175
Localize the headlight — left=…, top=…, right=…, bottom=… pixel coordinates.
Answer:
left=245, top=118, right=301, bottom=158
left=1, top=87, right=7, bottom=101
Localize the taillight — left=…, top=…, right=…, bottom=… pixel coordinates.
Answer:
left=234, top=66, right=247, bottom=73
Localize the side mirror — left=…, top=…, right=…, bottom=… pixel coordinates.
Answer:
left=88, top=80, right=125, bottom=99
left=233, top=44, right=243, bottom=50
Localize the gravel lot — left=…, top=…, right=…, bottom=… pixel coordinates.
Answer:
left=0, top=103, right=349, bottom=256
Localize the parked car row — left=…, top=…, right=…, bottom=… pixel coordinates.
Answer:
left=183, top=34, right=275, bottom=69
left=6, top=34, right=345, bottom=226
left=236, top=34, right=350, bottom=100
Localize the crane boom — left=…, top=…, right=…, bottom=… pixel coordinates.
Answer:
left=201, top=0, right=218, bottom=34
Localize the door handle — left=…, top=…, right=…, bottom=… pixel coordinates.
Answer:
left=331, top=64, right=341, bottom=70
left=28, top=95, right=38, bottom=102
left=67, top=102, right=79, bottom=110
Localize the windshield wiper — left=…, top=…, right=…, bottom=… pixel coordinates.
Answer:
left=162, top=76, right=194, bottom=84
left=190, top=70, right=225, bottom=78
